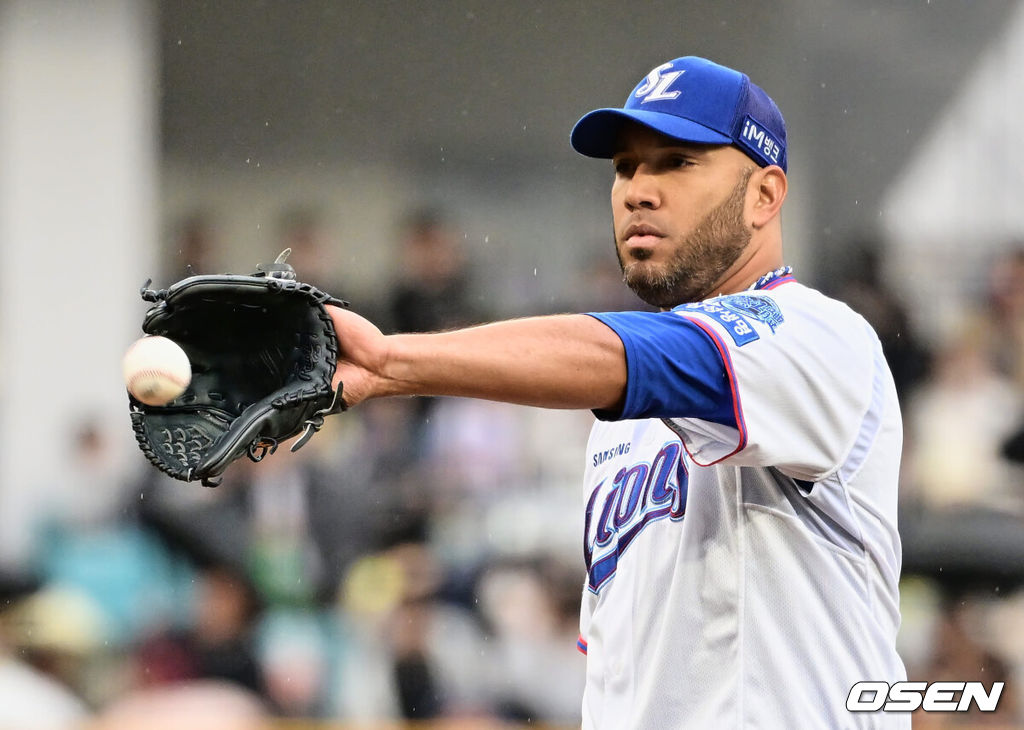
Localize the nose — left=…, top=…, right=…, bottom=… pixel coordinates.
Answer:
left=623, top=166, right=660, bottom=211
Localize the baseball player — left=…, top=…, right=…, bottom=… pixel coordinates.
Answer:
left=326, top=56, right=908, bottom=728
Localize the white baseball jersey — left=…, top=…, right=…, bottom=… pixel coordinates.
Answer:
left=579, top=269, right=908, bottom=729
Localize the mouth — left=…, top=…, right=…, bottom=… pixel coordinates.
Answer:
left=621, top=222, right=665, bottom=254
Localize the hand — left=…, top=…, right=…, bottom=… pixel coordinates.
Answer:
left=326, top=304, right=390, bottom=408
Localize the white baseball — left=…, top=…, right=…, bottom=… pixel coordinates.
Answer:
left=122, top=335, right=192, bottom=406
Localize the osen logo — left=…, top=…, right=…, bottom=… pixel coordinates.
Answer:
left=847, top=681, right=1003, bottom=713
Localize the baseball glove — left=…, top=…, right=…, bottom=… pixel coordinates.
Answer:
left=128, top=249, right=347, bottom=486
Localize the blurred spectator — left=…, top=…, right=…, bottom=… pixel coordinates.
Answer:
left=164, top=211, right=220, bottom=281
left=1005, top=425, right=1024, bottom=466
left=334, top=540, right=491, bottom=722
left=0, top=583, right=106, bottom=713
left=0, top=657, right=88, bottom=729
left=189, top=566, right=265, bottom=695
left=44, top=415, right=133, bottom=530
left=911, top=595, right=1019, bottom=727
left=903, top=318, right=1023, bottom=511
left=387, top=206, right=484, bottom=335
left=380, top=207, right=487, bottom=459
left=133, top=565, right=265, bottom=699
left=422, top=397, right=528, bottom=501
left=413, top=399, right=589, bottom=574
left=831, top=236, right=931, bottom=402
left=568, top=248, right=653, bottom=314
left=137, top=448, right=339, bottom=606
left=130, top=398, right=436, bottom=666
left=475, top=557, right=585, bottom=725
left=382, top=541, right=490, bottom=720
left=983, top=245, right=1024, bottom=389
left=986, top=246, right=1024, bottom=469
left=303, top=399, right=437, bottom=578
left=256, top=608, right=334, bottom=719
left=243, top=452, right=326, bottom=606
left=273, top=205, right=346, bottom=295
left=987, top=588, right=1024, bottom=721
left=33, top=416, right=191, bottom=654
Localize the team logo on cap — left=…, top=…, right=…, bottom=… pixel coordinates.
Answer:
left=635, top=63, right=685, bottom=103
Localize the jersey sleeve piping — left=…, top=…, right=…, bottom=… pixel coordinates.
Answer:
left=667, top=315, right=748, bottom=466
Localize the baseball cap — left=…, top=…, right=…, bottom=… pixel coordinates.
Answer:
left=570, top=56, right=787, bottom=171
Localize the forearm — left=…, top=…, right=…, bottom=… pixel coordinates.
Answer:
left=372, top=314, right=627, bottom=411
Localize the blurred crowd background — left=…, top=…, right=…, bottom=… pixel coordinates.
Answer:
left=2, top=1, right=1024, bottom=728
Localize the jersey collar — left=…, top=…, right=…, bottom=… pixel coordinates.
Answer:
left=750, top=266, right=794, bottom=291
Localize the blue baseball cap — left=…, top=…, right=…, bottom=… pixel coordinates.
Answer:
left=571, top=56, right=787, bottom=172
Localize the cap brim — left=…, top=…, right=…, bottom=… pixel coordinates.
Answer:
left=570, top=108, right=733, bottom=158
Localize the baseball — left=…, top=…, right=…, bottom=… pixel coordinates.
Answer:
left=122, top=335, right=192, bottom=406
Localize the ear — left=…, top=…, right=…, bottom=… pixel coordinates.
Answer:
left=749, top=166, right=787, bottom=229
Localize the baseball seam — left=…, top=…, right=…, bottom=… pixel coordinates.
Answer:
left=127, top=369, right=189, bottom=396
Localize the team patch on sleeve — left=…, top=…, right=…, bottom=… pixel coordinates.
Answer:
left=676, top=300, right=759, bottom=346
left=721, top=294, right=784, bottom=331
left=676, top=293, right=784, bottom=346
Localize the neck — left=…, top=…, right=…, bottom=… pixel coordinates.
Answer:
left=706, top=235, right=783, bottom=297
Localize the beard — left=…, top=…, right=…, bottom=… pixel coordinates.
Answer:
left=616, top=168, right=753, bottom=308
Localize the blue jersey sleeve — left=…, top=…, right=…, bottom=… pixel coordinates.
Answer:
left=587, top=310, right=735, bottom=426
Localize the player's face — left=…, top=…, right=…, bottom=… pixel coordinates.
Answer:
left=610, top=124, right=757, bottom=308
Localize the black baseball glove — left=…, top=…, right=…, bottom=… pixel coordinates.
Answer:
left=128, top=250, right=347, bottom=486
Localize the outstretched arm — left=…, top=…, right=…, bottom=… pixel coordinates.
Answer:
left=327, top=306, right=627, bottom=412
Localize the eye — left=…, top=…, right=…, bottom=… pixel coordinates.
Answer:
left=666, top=154, right=692, bottom=169
left=613, top=158, right=635, bottom=177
